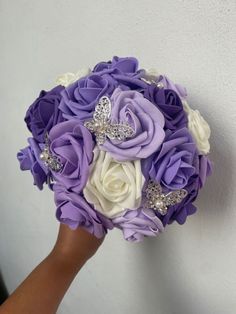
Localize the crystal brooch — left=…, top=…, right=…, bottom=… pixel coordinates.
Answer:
left=84, top=96, right=135, bottom=145
left=144, top=180, right=188, bottom=215
left=40, top=133, right=63, bottom=172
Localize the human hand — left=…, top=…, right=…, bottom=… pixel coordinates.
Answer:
left=51, top=224, right=105, bottom=271
left=0, top=224, right=105, bottom=314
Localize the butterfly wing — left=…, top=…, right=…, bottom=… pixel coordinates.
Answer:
left=93, top=96, right=111, bottom=123
left=165, top=189, right=188, bottom=207
left=146, top=180, right=162, bottom=200
left=84, top=119, right=96, bottom=132
left=107, top=123, right=134, bottom=141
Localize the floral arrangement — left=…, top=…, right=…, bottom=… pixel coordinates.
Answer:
left=17, top=56, right=212, bottom=242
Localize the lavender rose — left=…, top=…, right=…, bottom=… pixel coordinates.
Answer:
left=154, top=151, right=212, bottom=226
left=17, top=138, right=48, bottom=190
left=93, top=56, right=146, bottom=90
left=112, top=208, right=164, bottom=242
left=54, top=184, right=113, bottom=238
left=59, top=57, right=147, bottom=122
left=25, top=85, right=64, bottom=143
left=48, top=120, right=95, bottom=193
left=59, top=74, right=115, bottom=121
left=197, top=154, right=212, bottom=188
left=102, top=88, right=165, bottom=161
left=93, top=56, right=139, bottom=74
left=160, top=177, right=199, bottom=226
left=142, top=128, right=197, bottom=190
left=144, top=85, right=187, bottom=130
left=158, top=75, right=187, bottom=99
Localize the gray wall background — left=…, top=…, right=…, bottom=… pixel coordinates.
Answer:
left=1, top=1, right=236, bottom=313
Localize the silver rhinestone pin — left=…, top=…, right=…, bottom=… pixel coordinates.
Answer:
left=141, top=77, right=164, bottom=89
left=84, top=96, right=135, bottom=145
left=40, top=133, right=62, bottom=172
left=144, top=180, right=188, bottom=215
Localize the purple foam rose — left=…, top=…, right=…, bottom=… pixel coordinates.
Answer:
left=59, top=74, right=116, bottom=121
left=48, top=120, right=95, bottom=193
left=93, top=56, right=147, bottom=91
left=59, top=57, right=147, bottom=122
left=93, top=56, right=139, bottom=74
left=160, top=176, right=199, bottom=226
left=198, top=155, right=213, bottom=188
left=54, top=184, right=113, bottom=238
left=142, top=128, right=197, bottom=190
left=17, top=137, right=48, bottom=190
left=25, top=85, right=65, bottom=143
left=102, top=88, right=165, bottom=161
left=144, top=85, right=187, bottom=130
left=112, top=207, right=164, bottom=242
left=153, top=152, right=212, bottom=226
left=158, top=75, right=187, bottom=99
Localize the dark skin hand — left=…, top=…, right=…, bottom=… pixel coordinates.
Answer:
left=0, top=224, right=104, bottom=314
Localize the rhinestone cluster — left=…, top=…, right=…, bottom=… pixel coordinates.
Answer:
left=84, top=96, right=134, bottom=145
left=40, top=134, right=62, bottom=172
left=145, top=180, right=188, bottom=215
left=141, top=77, right=164, bottom=89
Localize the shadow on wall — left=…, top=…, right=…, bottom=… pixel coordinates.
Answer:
left=0, top=270, right=8, bottom=305
left=135, top=115, right=234, bottom=314
left=139, top=235, right=214, bottom=314
left=195, top=111, right=234, bottom=225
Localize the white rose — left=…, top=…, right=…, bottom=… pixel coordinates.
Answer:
left=183, top=101, right=211, bottom=155
left=56, top=68, right=91, bottom=87
left=143, top=68, right=160, bottom=81
left=83, top=147, right=145, bottom=218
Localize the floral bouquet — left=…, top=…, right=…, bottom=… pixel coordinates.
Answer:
left=17, top=56, right=212, bottom=242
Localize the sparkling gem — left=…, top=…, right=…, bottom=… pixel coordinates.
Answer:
left=84, top=96, right=135, bottom=145
left=141, top=77, right=164, bottom=89
left=145, top=180, right=188, bottom=216
left=39, top=133, right=63, bottom=172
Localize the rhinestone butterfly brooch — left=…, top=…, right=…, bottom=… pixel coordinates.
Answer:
left=144, top=180, right=188, bottom=215
left=39, top=133, right=63, bottom=172
left=84, top=96, right=135, bottom=145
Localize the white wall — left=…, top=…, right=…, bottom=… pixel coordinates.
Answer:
left=0, top=1, right=236, bottom=313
